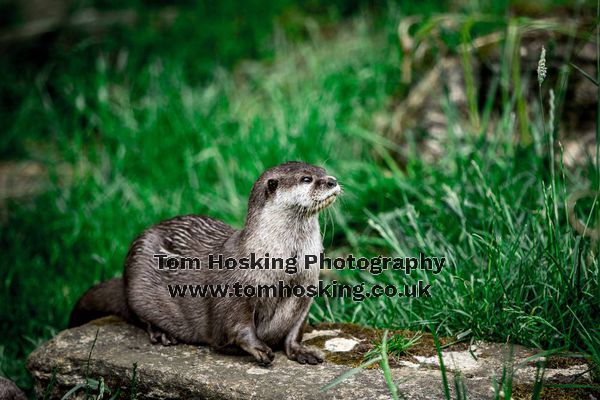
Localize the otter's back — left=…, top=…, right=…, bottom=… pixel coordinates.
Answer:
left=123, top=215, right=237, bottom=342
left=148, top=214, right=235, bottom=255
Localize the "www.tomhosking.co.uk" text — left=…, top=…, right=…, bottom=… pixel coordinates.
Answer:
left=153, top=252, right=447, bottom=275
left=166, top=280, right=433, bottom=301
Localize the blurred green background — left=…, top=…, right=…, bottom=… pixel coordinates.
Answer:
left=1, top=0, right=599, bottom=396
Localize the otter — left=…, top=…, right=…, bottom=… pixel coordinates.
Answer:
left=69, top=161, right=340, bottom=365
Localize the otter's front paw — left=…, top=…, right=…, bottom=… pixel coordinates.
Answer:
left=286, top=345, right=324, bottom=365
left=247, top=343, right=275, bottom=366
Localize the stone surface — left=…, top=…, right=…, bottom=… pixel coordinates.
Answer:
left=0, top=376, right=27, bottom=400
left=27, top=317, right=595, bottom=400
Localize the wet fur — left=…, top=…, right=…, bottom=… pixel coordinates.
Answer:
left=70, top=161, right=339, bottom=365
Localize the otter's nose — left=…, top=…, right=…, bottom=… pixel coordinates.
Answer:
left=325, top=177, right=338, bottom=188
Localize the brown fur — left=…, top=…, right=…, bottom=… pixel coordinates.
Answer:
left=69, top=278, right=132, bottom=327
left=69, top=161, right=340, bottom=365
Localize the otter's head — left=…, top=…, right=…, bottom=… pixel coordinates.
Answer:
left=248, top=161, right=341, bottom=219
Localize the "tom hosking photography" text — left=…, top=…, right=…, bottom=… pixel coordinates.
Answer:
left=153, top=252, right=447, bottom=275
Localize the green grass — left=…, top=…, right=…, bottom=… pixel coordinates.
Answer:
left=1, top=0, right=599, bottom=396
left=364, top=332, right=422, bottom=362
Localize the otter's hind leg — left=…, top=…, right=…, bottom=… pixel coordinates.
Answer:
left=144, top=320, right=179, bottom=346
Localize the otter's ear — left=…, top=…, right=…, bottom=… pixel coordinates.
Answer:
left=267, top=179, right=278, bottom=195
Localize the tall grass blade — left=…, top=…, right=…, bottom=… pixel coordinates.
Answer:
left=379, top=330, right=400, bottom=400
left=320, top=356, right=382, bottom=392
left=432, top=328, right=451, bottom=400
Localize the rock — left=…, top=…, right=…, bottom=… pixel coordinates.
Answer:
left=323, top=337, right=361, bottom=352
left=26, top=317, right=596, bottom=400
left=0, top=376, right=27, bottom=400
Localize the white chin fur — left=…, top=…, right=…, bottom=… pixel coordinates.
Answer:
left=273, top=184, right=340, bottom=215
left=307, top=190, right=340, bottom=214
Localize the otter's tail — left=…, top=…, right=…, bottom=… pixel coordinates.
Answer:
left=69, top=277, right=132, bottom=328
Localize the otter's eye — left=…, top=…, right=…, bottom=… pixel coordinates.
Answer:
left=300, top=176, right=313, bottom=183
